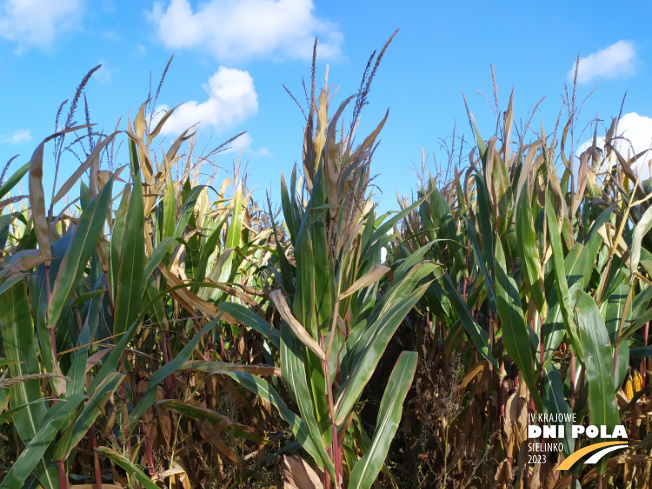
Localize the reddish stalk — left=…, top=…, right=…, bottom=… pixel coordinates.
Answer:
left=641, top=322, right=649, bottom=390
left=85, top=367, right=103, bottom=489
left=220, top=336, right=227, bottom=360
left=144, top=436, right=155, bottom=477
left=332, top=423, right=342, bottom=487
left=488, top=309, right=494, bottom=348
left=91, top=424, right=102, bottom=489
left=102, top=270, right=115, bottom=313
left=207, top=330, right=214, bottom=356
left=336, top=351, right=341, bottom=385
left=324, top=448, right=331, bottom=489
left=121, top=380, right=132, bottom=455
left=46, top=264, right=69, bottom=487
left=57, top=459, right=68, bottom=489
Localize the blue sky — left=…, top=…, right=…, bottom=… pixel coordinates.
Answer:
left=1, top=0, right=652, bottom=211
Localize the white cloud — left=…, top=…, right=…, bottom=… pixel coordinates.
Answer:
left=153, top=66, right=258, bottom=136
left=148, top=0, right=342, bottom=62
left=569, top=40, right=636, bottom=84
left=219, top=133, right=272, bottom=157
left=576, top=112, right=652, bottom=179
left=96, top=60, right=114, bottom=84
left=255, top=146, right=272, bottom=157
left=2, top=129, right=31, bottom=144
left=0, top=0, right=83, bottom=53
left=224, top=132, right=253, bottom=154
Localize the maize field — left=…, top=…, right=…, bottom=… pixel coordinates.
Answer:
left=1, top=35, right=651, bottom=489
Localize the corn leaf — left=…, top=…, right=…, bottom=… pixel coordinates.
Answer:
left=348, top=351, right=417, bottom=489
left=48, top=178, right=113, bottom=330
left=96, top=447, right=160, bottom=489
left=494, top=238, right=542, bottom=411
left=112, top=139, right=145, bottom=336
left=0, top=394, right=86, bottom=489
left=280, top=324, right=335, bottom=478
left=573, top=289, right=621, bottom=473
left=128, top=318, right=217, bottom=431
left=336, top=282, right=428, bottom=424
left=219, top=302, right=280, bottom=349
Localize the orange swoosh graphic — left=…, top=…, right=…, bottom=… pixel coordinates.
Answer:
left=557, top=441, right=628, bottom=471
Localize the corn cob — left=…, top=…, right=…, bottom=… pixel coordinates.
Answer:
left=633, top=369, right=644, bottom=393
left=624, top=372, right=634, bottom=401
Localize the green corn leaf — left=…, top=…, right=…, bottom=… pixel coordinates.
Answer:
left=309, top=217, right=334, bottom=334
left=475, top=175, right=495, bottom=274
left=630, top=201, right=652, bottom=278
left=573, top=289, right=621, bottom=474
left=366, top=192, right=428, bottom=255
left=280, top=169, right=300, bottom=245
left=494, top=238, right=542, bottom=411
left=162, top=168, right=176, bottom=242
left=516, top=186, right=545, bottom=314
left=281, top=324, right=335, bottom=478
left=155, top=398, right=264, bottom=442
left=0, top=280, right=48, bottom=443
left=348, top=351, right=417, bottom=489
left=65, top=324, right=90, bottom=397
left=109, top=186, right=130, bottom=297
left=195, top=212, right=229, bottom=285
left=0, top=400, right=47, bottom=426
left=218, top=369, right=328, bottom=476
left=618, top=304, right=652, bottom=343
left=0, top=394, right=86, bottom=489
left=219, top=302, right=280, bottom=349
left=47, top=178, right=113, bottom=331
left=438, top=271, right=497, bottom=368
left=336, top=282, right=428, bottom=424
left=464, top=217, right=496, bottom=312
left=293, top=218, right=317, bottom=337
left=128, top=318, right=217, bottom=431
left=53, top=372, right=124, bottom=461
left=546, top=191, right=582, bottom=358
left=392, top=240, right=436, bottom=283
left=542, top=363, right=573, bottom=456
left=143, top=236, right=176, bottom=281
left=226, top=184, right=242, bottom=249
left=96, top=446, right=160, bottom=489
left=0, top=162, right=29, bottom=199
left=174, top=185, right=204, bottom=240
left=112, top=139, right=145, bottom=336
left=542, top=302, right=565, bottom=364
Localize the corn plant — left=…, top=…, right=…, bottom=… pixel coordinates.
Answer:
left=0, top=65, right=279, bottom=488
left=216, top=37, right=435, bottom=488
left=394, top=90, right=652, bottom=487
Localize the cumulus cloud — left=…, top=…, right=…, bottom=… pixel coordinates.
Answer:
left=2, top=129, right=31, bottom=144
left=255, top=146, right=271, bottom=157
left=576, top=112, right=652, bottom=179
left=0, top=0, right=83, bottom=52
left=96, top=61, right=114, bottom=85
left=213, top=132, right=272, bottom=157
left=153, top=67, right=258, bottom=136
left=222, top=132, right=254, bottom=154
left=569, top=40, right=636, bottom=84
left=148, top=0, right=342, bottom=62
